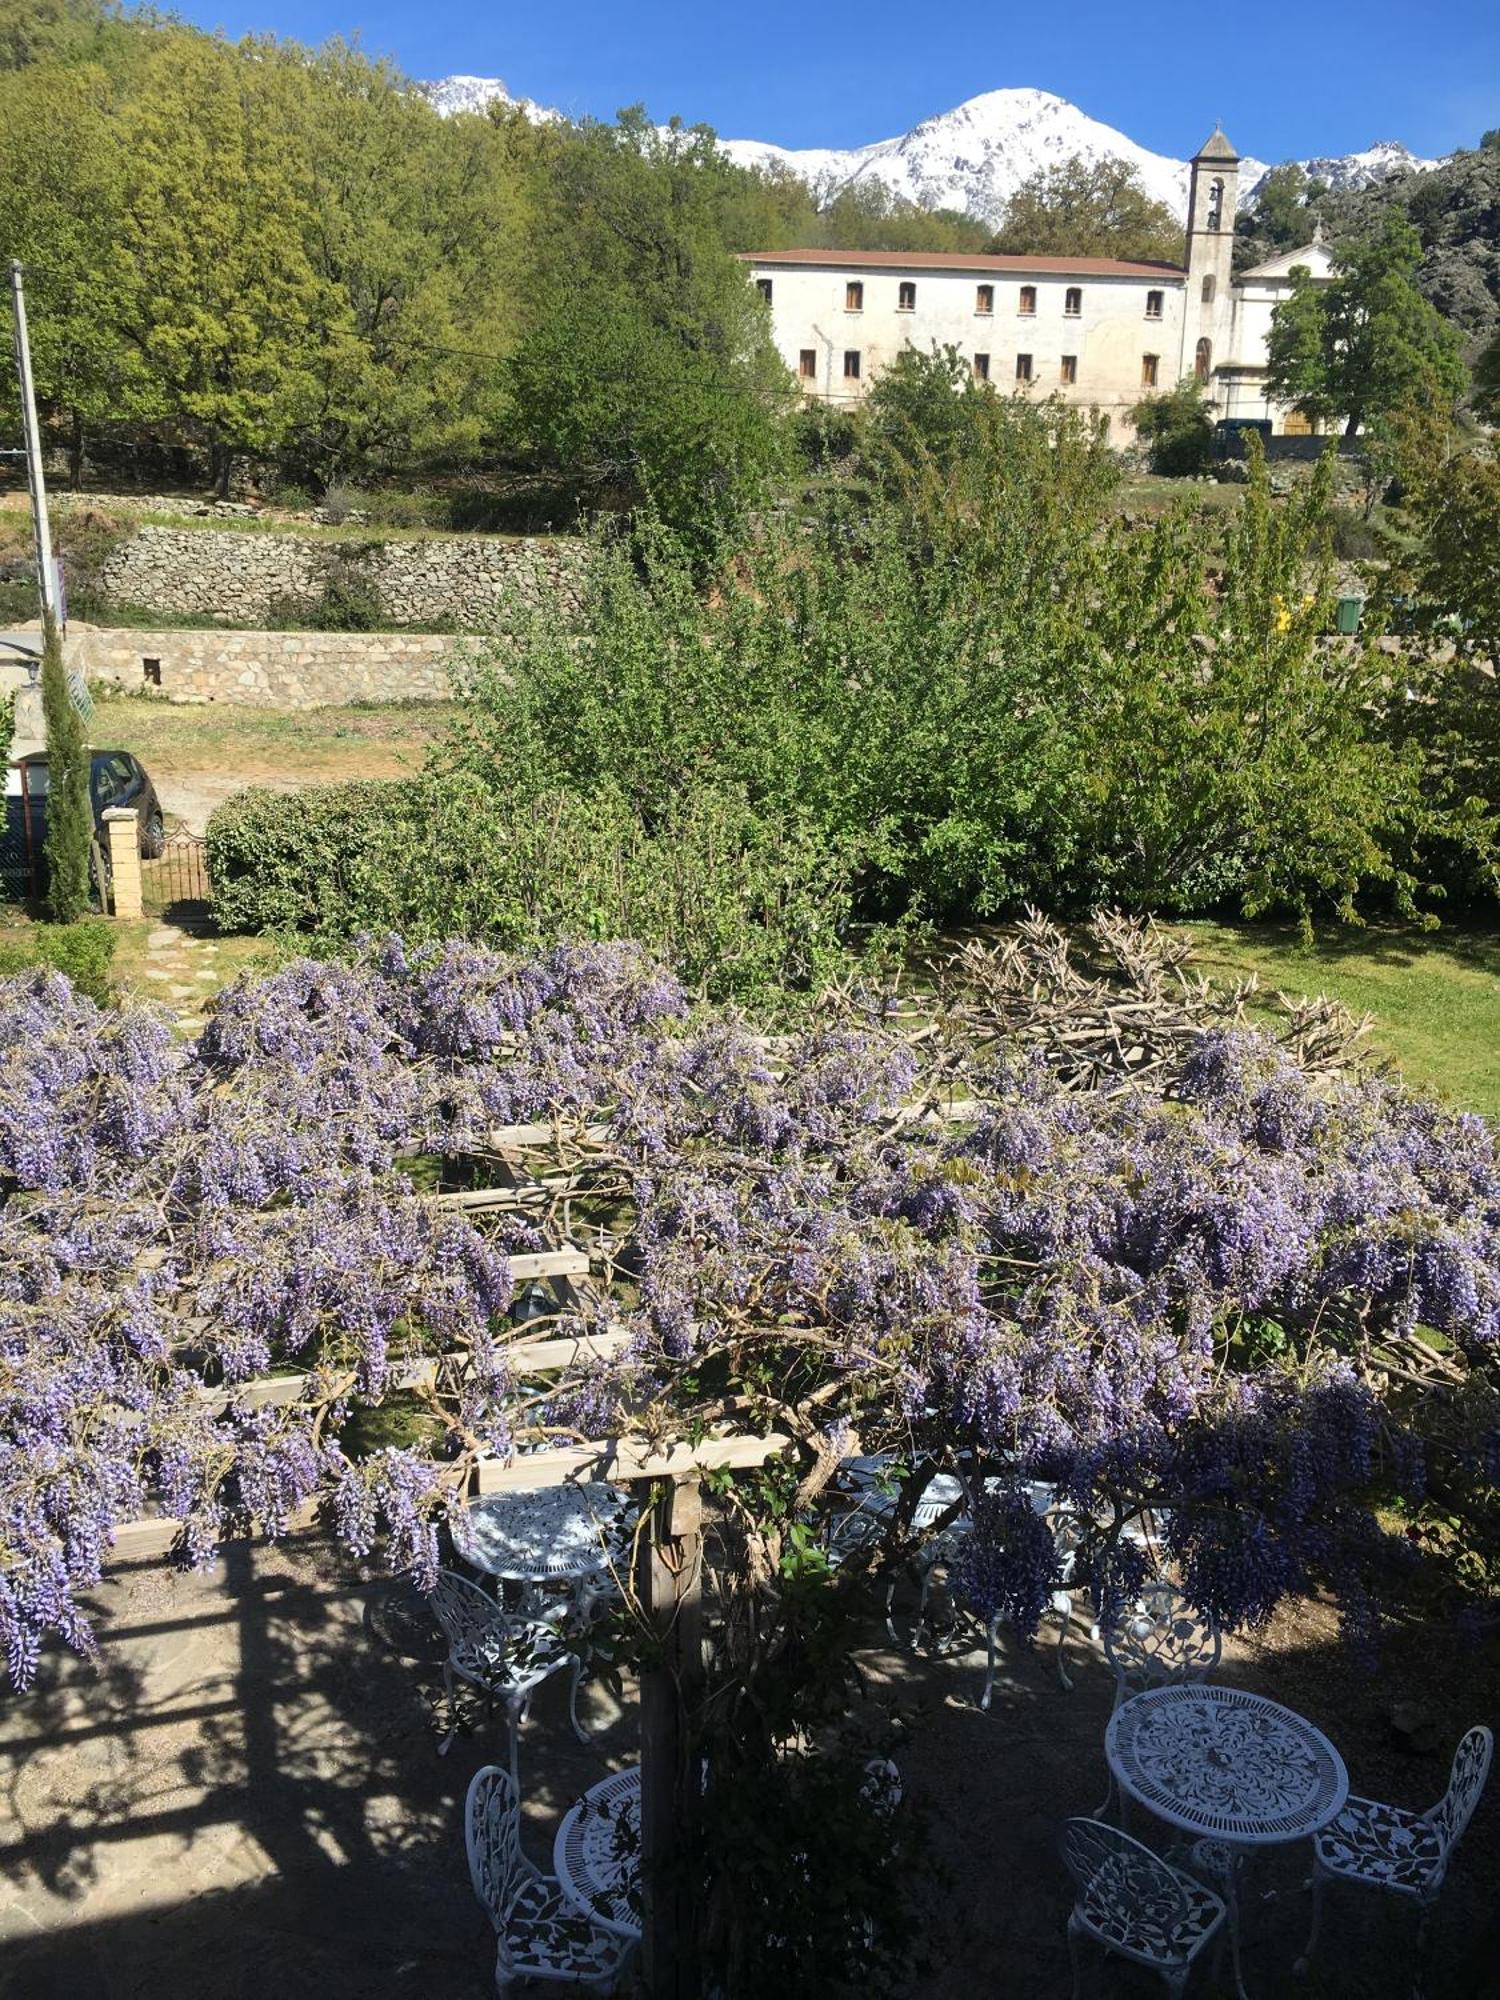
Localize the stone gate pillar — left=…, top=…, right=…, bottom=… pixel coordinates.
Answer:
left=103, top=807, right=143, bottom=920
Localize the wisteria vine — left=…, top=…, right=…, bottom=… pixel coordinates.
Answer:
left=1, top=932, right=1497, bottom=1687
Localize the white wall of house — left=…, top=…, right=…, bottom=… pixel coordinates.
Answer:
left=750, top=259, right=1188, bottom=438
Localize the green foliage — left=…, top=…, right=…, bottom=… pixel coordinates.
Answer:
left=499, top=115, right=796, bottom=557
left=439, top=416, right=1485, bottom=931
left=1233, top=162, right=1320, bottom=272
left=804, top=176, right=991, bottom=254
left=1129, top=378, right=1214, bottom=475
left=1474, top=328, right=1500, bottom=423
left=1266, top=215, right=1467, bottom=438
left=206, top=777, right=862, bottom=998
left=38, top=617, right=94, bottom=922
left=0, top=916, right=115, bottom=1001
left=987, top=157, right=1183, bottom=265
left=862, top=343, right=989, bottom=479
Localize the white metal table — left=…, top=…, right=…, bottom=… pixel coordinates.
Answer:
left=1105, top=1683, right=1348, bottom=1999
left=553, top=1764, right=642, bottom=1942
left=449, top=1482, right=630, bottom=1588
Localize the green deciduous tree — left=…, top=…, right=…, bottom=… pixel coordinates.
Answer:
left=988, top=158, right=1182, bottom=265
left=39, top=616, right=93, bottom=921
left=1266, top=214, right=1466, bottom=437
left=500, top=113, right=795, bottom=555
left=0, top=61, right=148, bottom=482
left=115, top=31, right=337, bottom=493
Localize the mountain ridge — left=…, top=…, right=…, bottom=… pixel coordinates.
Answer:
left=419, top=76, right=1440, bottom=226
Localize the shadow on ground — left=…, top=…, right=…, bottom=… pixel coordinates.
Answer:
left=1, top=1535, right=1497, bottom=1999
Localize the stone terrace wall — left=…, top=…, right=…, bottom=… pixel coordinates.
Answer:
left=98, top=525, right=586, bottom=627
left=68, top=627, right=473, bottom=709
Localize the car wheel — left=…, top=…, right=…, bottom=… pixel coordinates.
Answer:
left=142, top=809, right=166, bottom=860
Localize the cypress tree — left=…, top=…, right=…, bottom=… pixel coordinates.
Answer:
left=40, top=614, right=94, bottom=921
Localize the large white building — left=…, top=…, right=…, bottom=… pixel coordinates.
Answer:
left=746, top=128, right=1336, bottom=439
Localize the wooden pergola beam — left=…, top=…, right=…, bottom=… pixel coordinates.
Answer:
left=106, top=1429, right=790, bottom=1564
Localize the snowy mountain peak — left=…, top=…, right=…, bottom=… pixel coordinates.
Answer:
left=418, top=74, right=557, bottom=123
left=419, top=75, right=1438, bottom=224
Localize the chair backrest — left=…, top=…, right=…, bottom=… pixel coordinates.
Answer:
left=429, top=1569, right=505, bottom=1655
left=1104, top=1580, right=1220, bottom=1696
left=464, top=1764, right=531, bottom=1928
left=1426, top=1726, right=1493, bottom=1855
left=1060, top=1816, right=1203, bottom=1958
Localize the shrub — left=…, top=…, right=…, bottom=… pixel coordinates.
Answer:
left=1130, top=379, right=1214, bottom=476
left=207, top=778, right=865, bottom=998
left=0, top=917, right=116, bottom=1002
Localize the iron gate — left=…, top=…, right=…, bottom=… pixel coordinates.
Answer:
left=141, top=834, right=212, bottom=924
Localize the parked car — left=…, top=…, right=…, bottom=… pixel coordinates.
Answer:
left=2, top=750, right=166, bottom=900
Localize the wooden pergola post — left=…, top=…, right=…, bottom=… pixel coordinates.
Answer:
left=635, top=1472, right=705, bottom=2000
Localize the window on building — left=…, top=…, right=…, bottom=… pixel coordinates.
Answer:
left=1201, top=274, right=1216, bottom=305
left=1015, top=352, right=1033, bottom=383
left=1064, top=286, right=1082, bottom=317
left=1195, top=337, right=1212, bottom=383
left=1207, top=178, right=1224, bottom=232
left=1145, top=289, right=1164, bottom=320
left=843, top=349, right=861, bottom=380
left=755, top=277, right=773, bottom=303
left=799, top=348, right=817, bottom=381
left=142, top=657, right=162, bottom=687
left=973, top=352, right=990, bottom=381
left=1141, top=353, right=1159, bottom=388
left=976, top=283, right=994, bottom=314
left=898, top=280, right=916, bottom=311
left=845, top=280, right=864, bottom=311
left=1060, top=354, right=1077, bottom=385
left=1018, top=284, right=1037, bottom=316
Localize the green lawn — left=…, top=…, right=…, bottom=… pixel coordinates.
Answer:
left=1181, top=921, right=1500, bottom=1121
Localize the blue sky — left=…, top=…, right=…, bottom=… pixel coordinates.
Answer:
left=170, top=0, right=1496, bottom=161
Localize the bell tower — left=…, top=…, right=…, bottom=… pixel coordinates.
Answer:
left=1181, top=126, right=1238, bottom=395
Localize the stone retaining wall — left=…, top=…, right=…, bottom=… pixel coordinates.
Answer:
left=98, top=525, right=586, bottom=627
left=68, top=626, right=473, bottom=708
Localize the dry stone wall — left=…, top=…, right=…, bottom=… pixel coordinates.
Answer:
left=68, top=626, right=473, bottom=709
left=98, top=525, right=586, bottom=627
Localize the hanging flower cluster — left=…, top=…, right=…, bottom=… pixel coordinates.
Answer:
left=1, top=938, right=1496, bottom=1686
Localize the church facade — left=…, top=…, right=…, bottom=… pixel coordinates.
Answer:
left=744, top=128, right=1334, bottom=439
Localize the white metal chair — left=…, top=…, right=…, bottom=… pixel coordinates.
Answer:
left=465, top=1764, right=635, bottom=1995
left=1096, top=1581, right=1220, bottom=1816
left=1298, top=1724, right=1492, bottom=1993
left=429, top=1569, right=588, bottom=1779
left=1060, top=1816, right=1226, bottom=1998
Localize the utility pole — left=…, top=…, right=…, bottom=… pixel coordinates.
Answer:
left=8, top=258, right=58, bottom=627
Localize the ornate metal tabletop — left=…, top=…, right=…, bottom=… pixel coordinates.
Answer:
left=1106, top=1683, right=1349, bottom=1846
left=449, top=1482, right=630, bottom=1584
left=553, top=1765, right=642, bottom=1941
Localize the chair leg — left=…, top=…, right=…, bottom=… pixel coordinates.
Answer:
left=883, top=1572, right=902, bottom=1648
left=506, top=1694, right=526, bottom=1795
left=980, top=1613, right=1000, bottom=1710
left=1294, top=1861, right=1325, bottom=1976
left=568, top=1656, right=591, bottom=1745
left=438, top=1661, right=459, bottom=1757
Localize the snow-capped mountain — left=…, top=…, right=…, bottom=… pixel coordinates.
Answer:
left=420, top=77, right=1438, bottom=223
left=419, top=74, right=558, bottom=124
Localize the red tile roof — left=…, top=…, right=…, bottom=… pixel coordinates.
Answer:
left=742, top=248, right=1185, bottom=279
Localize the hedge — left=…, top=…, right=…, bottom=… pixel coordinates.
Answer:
left=206, top=777, right=867, bottom=998
left=0, top=918, right=117, bottom=1004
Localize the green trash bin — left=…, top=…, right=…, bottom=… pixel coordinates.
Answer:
left=1335, top=595, right=1364, bottom=635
